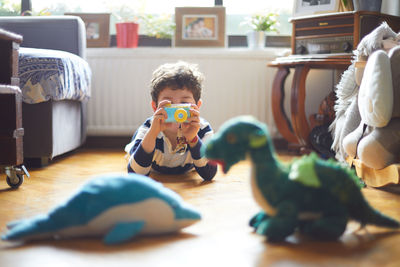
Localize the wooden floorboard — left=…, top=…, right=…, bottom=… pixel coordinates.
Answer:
left=1, top=148, right=400, bottom=267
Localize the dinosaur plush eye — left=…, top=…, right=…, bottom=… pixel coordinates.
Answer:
left=226, top=133, right=237, bottom=144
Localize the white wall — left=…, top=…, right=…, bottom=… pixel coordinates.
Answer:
left=382, top=0, right=400, bottom=16
left=281, top=69, right=334, bottom=128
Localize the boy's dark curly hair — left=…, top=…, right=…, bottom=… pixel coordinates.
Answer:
left=150, top=61, right=204, bottom=104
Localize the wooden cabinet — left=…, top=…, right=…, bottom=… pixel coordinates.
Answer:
left=0, top=29, right=29, bottom=188
left=0, top=29, right=23, bottom=165
left=0, top=85, right=23, bottom=165
left=291, top=11, right=400, bottom=55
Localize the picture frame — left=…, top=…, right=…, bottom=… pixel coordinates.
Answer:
left=293, top=0, right=341, bottom=17
left=64, top=13, right=110, bottom=48
left=175, top=7, right=226, bottom=47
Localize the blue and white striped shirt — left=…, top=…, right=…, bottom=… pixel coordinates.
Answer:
left=125, top=117, right=217, bottom=180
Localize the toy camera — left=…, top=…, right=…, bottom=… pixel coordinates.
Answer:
left=164, top=104, right=191, bottom=123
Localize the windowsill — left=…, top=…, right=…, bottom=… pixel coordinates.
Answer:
left=107, top=34, right=291, bottom=48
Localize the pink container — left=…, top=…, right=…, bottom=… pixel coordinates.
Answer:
left=116, top=22, right=139, bottom=48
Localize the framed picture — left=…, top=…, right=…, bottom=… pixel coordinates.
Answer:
left=65, top=13, right=110, bottom=48
left=293, top=0, right=340, bottom=17
left=175, top=7, right=225, bottom=47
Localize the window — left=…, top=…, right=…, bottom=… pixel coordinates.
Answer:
left=0, top=0, right=20, bottom=15
left=3, top=0, right=294, bottom=36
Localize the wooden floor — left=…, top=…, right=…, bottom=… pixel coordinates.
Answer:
left=1, top=149, right=400, bottom=267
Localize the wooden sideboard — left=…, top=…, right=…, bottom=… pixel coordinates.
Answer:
left=270, top=11, right=400, bottom=150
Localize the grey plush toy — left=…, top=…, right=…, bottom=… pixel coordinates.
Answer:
left=330, top=22, right=400, bottom=169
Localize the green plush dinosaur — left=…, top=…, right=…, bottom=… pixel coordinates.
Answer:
left=202, top=116, right=400, bottom=241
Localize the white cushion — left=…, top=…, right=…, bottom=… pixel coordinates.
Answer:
left=358, top=50, right=393, bottom=127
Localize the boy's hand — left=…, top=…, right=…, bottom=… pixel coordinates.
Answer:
left=150, top=100, right=171, bottom=135
left=142, top=100, right=171, bottom=154
left=182, top=104, right=201, bottom=146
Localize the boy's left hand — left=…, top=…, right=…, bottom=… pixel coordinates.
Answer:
left=182, top=104, right=200, bottom=145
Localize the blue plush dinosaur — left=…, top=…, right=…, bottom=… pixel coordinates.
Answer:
left=202, top=116, right=400, bottom=241
left=2, top=173, right=201, bottom=245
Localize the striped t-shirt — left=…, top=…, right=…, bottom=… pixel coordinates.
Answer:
left=125, top=117, right=217, bottom=180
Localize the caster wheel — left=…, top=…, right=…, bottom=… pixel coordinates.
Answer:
left=6, top=174, right=24, bottom=189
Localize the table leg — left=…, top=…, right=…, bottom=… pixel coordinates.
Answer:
left=291, top=65, right=311, bottom=146
left=271, top=67, right=298, bottom=144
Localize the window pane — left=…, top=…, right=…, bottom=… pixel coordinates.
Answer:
left=4, top=0, right=294, bottom=35
left=225, top=0, right=294, bottom=35
left=0, top=0, right=20, bottom=15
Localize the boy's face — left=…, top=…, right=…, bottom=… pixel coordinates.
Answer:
left=155, top=87, right=198, bottom=107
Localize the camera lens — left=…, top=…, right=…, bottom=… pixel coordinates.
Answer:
left=174, top=108, right=188, bottom=123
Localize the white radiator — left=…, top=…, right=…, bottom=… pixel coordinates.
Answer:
left=86, top=47, right=289, bottom=137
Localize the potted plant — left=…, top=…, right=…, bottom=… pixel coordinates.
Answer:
left=139, top=14, right=175, bottom=46
left=241, top=12, right=279, bottom=49
left=113, top=6, right=140, bottom=48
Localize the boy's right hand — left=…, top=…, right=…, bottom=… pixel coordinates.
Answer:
left=150, top=100, right=171, bottom=135
left=142, top=100, right=171, bottom=154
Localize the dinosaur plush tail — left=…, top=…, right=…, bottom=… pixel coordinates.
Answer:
left=357, top=204, right=400, bottom=229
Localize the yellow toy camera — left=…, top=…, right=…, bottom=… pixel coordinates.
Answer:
left=164, top=104, right=191, bottom=123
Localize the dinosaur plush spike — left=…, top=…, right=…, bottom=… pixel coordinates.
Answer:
left=202, top=116, right=400, bottom=241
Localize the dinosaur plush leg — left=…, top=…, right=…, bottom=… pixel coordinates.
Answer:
left=249, top=211, right=269, bottom=229
left=255, top=202, right=298, bottom=242
left=256, top=217, right=298, bottom=242
left=300, top=216, right=347, bottom=240
left=299, top=199, right=348, bottom=240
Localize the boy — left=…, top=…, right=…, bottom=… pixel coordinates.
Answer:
left=125, top=61, right=217, bottom=180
